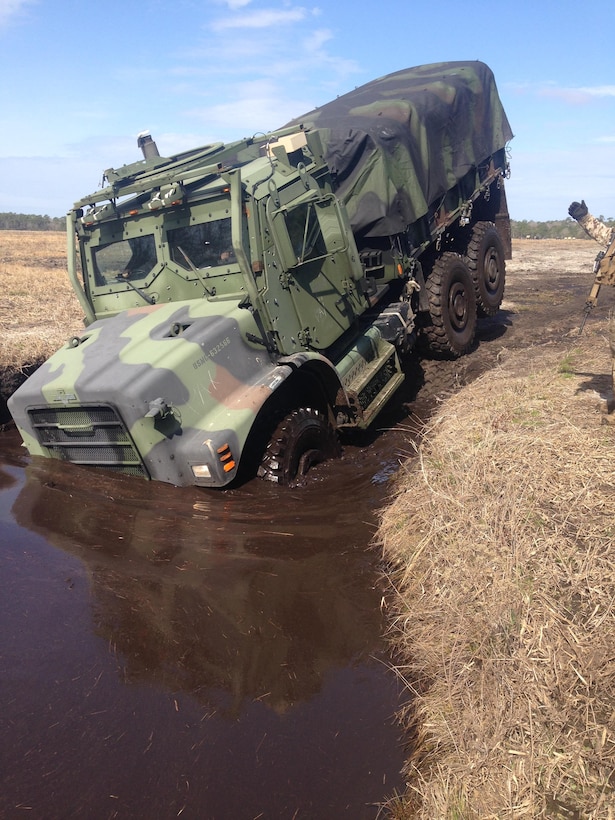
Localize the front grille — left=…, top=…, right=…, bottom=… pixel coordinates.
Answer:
left=27, top=404, right=148, bottom=478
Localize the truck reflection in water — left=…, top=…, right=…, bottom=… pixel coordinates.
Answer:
left=12, top=456, right=393, bottom=720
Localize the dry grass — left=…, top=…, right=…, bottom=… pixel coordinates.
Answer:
left=379, top=336, right=615, bottom=818
left=0, top=230, right=83, bottom=371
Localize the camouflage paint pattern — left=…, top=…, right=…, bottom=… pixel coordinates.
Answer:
left=287, top=61, right=513, bottom=239
left=8, top=300, right=297, bottom=486
left=571, top=209, right=615, bottom=287
left=570, top=207, right=615, bottom=412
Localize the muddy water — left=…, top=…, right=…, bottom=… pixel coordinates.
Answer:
left=0, top=422, right=411, bottom=820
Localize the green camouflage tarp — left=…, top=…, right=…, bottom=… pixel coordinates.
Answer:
left=287, top=61, right=513, bottom=239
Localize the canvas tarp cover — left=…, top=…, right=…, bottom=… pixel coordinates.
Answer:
left=287, top=61, right=513, bottom=239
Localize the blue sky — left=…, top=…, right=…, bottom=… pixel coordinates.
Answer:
left=1, top=0, right=613, bottom=221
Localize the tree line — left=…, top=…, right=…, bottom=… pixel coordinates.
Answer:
left=511, top=217, right=615, bottom=240
left=1, top=211, right=614, bottom=238
left=0, top=212, right=65, bottom=231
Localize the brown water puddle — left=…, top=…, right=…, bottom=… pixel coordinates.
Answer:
left=0, top=428, right=408, bottom=819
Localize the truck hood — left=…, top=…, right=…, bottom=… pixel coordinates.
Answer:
left=8, top=300, right=285, bottom=486
left=13, top=301, right=269, bottom=408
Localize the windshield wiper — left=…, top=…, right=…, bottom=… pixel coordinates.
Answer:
left=177, top=246, right=216, bottom=297
left=116, top=272, right=156, bottom=305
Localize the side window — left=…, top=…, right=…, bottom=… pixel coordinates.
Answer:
left=285, top=202, right=327, bottom=265
left=168, top=219, right=234, bottom=270
left=92, top=235, right=157, bottom=283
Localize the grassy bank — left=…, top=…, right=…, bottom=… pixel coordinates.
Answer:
left=379, top=337, right=615, bottom=818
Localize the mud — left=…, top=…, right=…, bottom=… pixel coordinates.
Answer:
left=1, top=240, right=611, bottom=819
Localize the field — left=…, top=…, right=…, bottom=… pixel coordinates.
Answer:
left=0, top=230, right=82, bottom=411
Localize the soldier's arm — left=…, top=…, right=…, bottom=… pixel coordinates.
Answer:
left=569, top=200, right=614, bottom=246
left=579, top=213, right=614, bottom=246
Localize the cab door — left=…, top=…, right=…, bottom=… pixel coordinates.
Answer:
left=269, top=192, right=365, bottom=351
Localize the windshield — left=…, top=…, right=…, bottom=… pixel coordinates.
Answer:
left=92, top=235, right=158, bottom=285
left=168, top=218, right=235, bottom=270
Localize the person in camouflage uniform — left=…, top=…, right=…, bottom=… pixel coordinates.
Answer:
left=569, top=200, right=615, bottom=414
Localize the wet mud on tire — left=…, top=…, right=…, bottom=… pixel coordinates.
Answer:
left=464, top=220, right=506, bottom=317
left=258, top=407, right=341, bottom=485
left=422, top=252, right=477, bottom=358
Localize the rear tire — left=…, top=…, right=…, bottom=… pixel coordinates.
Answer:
left=257, top=408, right=340, bottom=485
left=464, top=221, right=505, bottom=317
left=423, top=252, right=477, bottom=357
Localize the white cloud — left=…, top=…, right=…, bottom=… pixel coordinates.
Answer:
left=539, top=85, right=615, bottom=104
left=301, top=28, right=359, bottom=82
left=507, top=80, right=615, bottom=105
left=0, top=0, right=34, bottom=29
left=0, top=1, right=361, bottom=214
left=579, top=86, right=615, bottom=98
left=303, top=27, right=332, bottom=52
left=185, top=79, right=315, bottom=134
left=171, top=3, right=360, bottom=137
left=212, top=6, right=311, bottom=31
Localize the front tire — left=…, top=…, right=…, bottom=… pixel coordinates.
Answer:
left=423, top=252, right=477, bottom=357
left=257, top=408, right=340, bottom=485
left=464, top=221, right=506, bottom=317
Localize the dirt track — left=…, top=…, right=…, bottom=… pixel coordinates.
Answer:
left=379, top=239, right=615, bottom=820
left=410, top=238, right=614, bottom=414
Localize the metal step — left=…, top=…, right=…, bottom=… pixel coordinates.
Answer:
left=337, top=332, right=404, bottom=429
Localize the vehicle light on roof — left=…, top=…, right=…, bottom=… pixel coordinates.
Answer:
left=147, top=193, right=162, bottom=211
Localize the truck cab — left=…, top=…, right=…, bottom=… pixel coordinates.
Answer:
left=9, top=129, right=409, bottom=486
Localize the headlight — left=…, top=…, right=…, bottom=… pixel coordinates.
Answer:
left=191, top=464, right=212, bottom=480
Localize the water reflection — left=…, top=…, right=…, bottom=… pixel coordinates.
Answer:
left=0, top=463, right=17, bottom=492
left=13, top=457, right=387, bottom=713
left=3, top=449, right=406, bottom=818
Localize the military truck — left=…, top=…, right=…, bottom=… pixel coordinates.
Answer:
left=8, top=61, right=513, bottom=487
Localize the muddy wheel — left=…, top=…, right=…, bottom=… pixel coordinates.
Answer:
left=423, top=252, right=477, bottom=357
left=464, top=221, right=505, bottom=317
left=257, top=408, right=340, bottom=485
